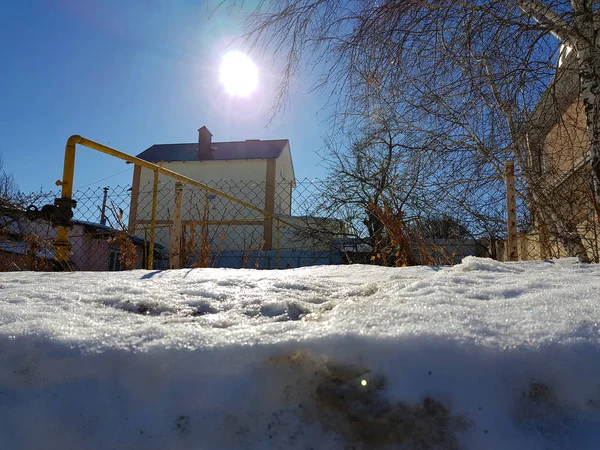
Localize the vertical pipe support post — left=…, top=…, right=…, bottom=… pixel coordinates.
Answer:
left=148, top=168, right=160, bottom=269
left=53, top=136, right=79, bottom=263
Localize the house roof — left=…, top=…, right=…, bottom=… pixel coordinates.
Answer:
left=136, top=140, right=289, bottom=162
left=0, top=215, right=22, bottom=235
left=72, top=220, right=164, bottom=249
left=0, top=241, right=55, bottom=260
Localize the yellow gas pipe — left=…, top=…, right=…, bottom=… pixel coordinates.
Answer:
left=53, top=135, right=296, bottom=266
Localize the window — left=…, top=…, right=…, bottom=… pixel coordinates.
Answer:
left=109, top=249, right=121, bottom=271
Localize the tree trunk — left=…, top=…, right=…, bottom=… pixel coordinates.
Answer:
left=573, top=0, right=600, bottom=227
left=577, top=45, right=600, bottom=205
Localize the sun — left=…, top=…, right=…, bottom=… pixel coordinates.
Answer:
left=219, top=51, right=259, bottom=97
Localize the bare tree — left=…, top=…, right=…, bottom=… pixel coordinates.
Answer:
left=322, top=123, right=431, bottom=245
left=228, top=0, right=600, bottom=260
left=0, top=154, right=17, bottom=201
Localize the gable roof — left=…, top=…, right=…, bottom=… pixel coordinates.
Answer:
left=0, top=240, right=55, bottom=260
left=72, top=220, right=164, bottom=249
left=136, top=139, right=289, bottom=162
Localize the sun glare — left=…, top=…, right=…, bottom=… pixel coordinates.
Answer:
left=219, top=51, right=258, bottom=97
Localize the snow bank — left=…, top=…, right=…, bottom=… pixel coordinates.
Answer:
left=1, top=257, right=600, bottom=449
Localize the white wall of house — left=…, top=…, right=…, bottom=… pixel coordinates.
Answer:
left=132, top=155, right=298, bottom=253
left=146, top=159, right=269, bottom=184
left=134, top=160, right=268, bottom=251
left=274, top=143, right=294, bottom=216
left=137, top=160, right=267, bottom=220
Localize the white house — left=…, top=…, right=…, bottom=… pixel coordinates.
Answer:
left=128, top=126, right=306, bottom=263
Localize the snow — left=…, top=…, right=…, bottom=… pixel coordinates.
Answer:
left=1, top=257, right=600, bottom=449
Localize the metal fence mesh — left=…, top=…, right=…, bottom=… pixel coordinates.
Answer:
left=1, top=178, right=488, bottom=271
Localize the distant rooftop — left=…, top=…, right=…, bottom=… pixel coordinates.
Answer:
left=73, top=220, right=164, bottom=248
left=136, top=139, right=289, bottom=162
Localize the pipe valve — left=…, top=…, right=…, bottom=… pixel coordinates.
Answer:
left=27, top=197, right=77, bottom=227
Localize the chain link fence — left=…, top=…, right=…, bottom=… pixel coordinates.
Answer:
left=129, top=178, right=348, bottom=270
left=491, top=165, right=600, bottom=263
left=1, top=178, right=489, bottom=271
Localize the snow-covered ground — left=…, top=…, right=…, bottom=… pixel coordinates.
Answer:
left=1, top=256, right=600, bottom=449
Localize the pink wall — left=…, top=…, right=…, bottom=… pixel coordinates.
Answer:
left=21, top=221, right=146, bottom=271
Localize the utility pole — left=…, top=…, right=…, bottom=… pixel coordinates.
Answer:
left=100, top=187, right=109, bottom=226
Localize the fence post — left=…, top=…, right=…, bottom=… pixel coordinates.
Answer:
left=170, top=182, right=183, bottom=269
left=505, top=160, right=518, bottom=261
left=148, top=169, right=159, bottom=270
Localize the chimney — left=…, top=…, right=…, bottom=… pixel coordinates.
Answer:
left=198, top=126, right=213, bottom=160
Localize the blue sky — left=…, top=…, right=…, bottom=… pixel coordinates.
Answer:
left=0, top=0, right=328, bottom=194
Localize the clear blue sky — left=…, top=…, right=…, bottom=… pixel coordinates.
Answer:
left=0, top=0, right=328, bottom=194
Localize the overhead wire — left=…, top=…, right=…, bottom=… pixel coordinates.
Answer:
left=74, top=168, right=132, bottom=190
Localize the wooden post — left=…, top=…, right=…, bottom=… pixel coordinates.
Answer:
left=506, top=160, right=518, bottom=261
left=170, top=182, right=183, bottom=269
left=276, top=219, right=281, bottom=269
left=263, top=158, right=276, bottom=250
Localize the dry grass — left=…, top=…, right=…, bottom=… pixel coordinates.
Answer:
left=0, top=232, right=53, bottom=271
left=182, top=195, right=231, bottom=268
left=241, top=239, right=266, bottom=269
left=369, top=201, right=456, bottom=266
left=106, top=204, right=138, bottom=270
